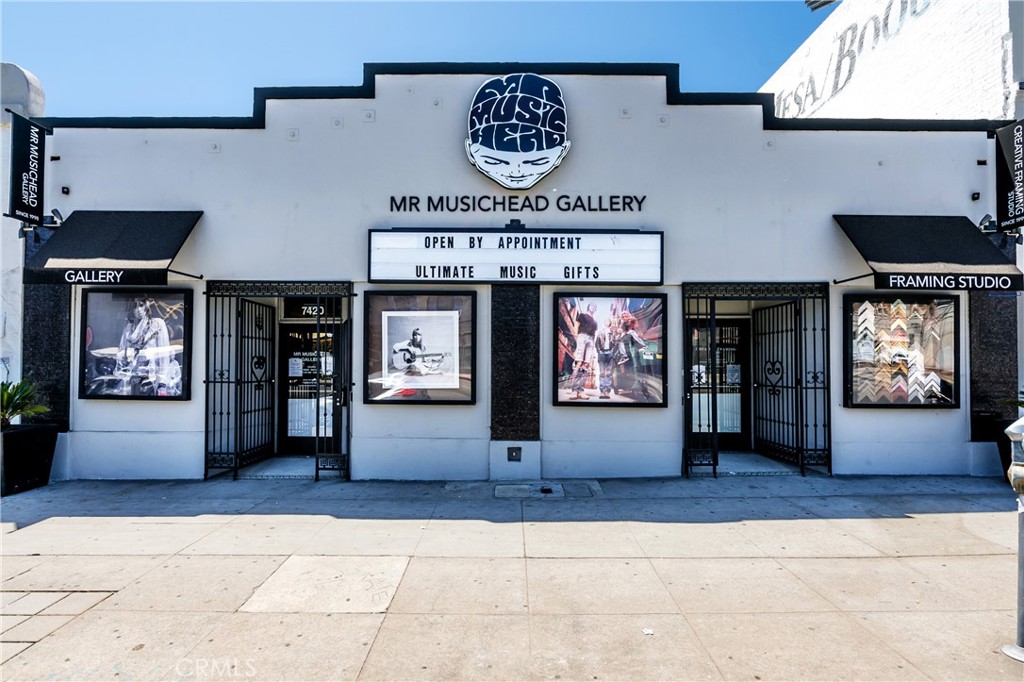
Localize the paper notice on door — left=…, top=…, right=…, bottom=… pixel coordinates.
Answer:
left=288, top=357, right=303, bottom=377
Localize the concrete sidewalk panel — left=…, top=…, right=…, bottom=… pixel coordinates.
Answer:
left=2, top=592, right=68, bottom=615
left=38, top=591, right=113, bottom=615
left=778, top=557, right=981, bottom=612
left=527, top=558, right=677, bottom=614
left=357, top=613, right=530, bottom=681
left=599, top=478, right=691, bottom=499
left=0, top=616, right=29, bottom=634
left=336, top=499, right=438, bottom=520
left=69, top=522, right=221, bottom=555
left=528, top=614, right=722, bottom=681
left=95, top=555, right=285, bottom=612
left=1, top=558, right=48, bottom=584
left=651, top=558, right=835, bottom=613
left=430, top=499, right=523, bottom=522
left=523, top=501, right=643, bottom=557
left=688, top=611, right=927, bottom=680
left=169, top=612, right=383, bottom=681
left=0, top=615, right=73, bottom=642
left=734, top=518, right=885, bottom=558
left=0, top=523, right=99, bottom=555
left=0, top=642, right=30, bottom=665
left=525, top=519, right=644, bottom=558
left=296, top=518, right=427, bottom=556
left=389, top=557, right=528, bottom=614
left=180, top=520, right=330, bottom=555
left=2, top=555, right=166, bottom=591
left=915, top=509, right=1017, bottom=551
left=0, top=592, right=28, bottom=607
left=898, top=555, right=1017, bottom=611
left=854, top=610, right=1023, bottom=681
left=0, top=610, right=224, bottom=681
left=626, top=520, right=768, bottom=558
left=828, top=515, right=1012, bottom=557
left=240, top=556, right=407, bottom=613
left=415, top=518, right=525, bottom=558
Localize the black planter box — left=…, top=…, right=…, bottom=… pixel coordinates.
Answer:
left=971, top=410, right=1015, bottom=473
left=1, top=424, right=58, bottom=496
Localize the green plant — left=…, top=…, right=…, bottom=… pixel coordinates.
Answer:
left=0, top=380, right=50, bottom=430
left=1004, top=390, right=1024, bottom=410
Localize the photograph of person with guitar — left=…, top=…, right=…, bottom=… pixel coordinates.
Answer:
left=380, top=310, right=459, bottom=391
left=391, top=328, right=446, bottom=376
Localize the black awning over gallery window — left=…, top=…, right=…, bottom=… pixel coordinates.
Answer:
left=23, top=210, right=202, bottom=285
left=834, top=214, right=1023, bottom=291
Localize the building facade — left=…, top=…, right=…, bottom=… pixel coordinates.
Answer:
left=761, top=0, right=1023, bottom=120
left=11, top=63, right=1022, bottom=480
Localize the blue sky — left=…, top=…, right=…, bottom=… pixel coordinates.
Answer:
left=1, top=1, right=836, bottom=118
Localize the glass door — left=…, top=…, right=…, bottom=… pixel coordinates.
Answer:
left=687, top=319, right=752, bottom=452
left=277, top=324, right=341, bottom=455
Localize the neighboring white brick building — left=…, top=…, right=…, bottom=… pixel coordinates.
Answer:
left=761, top=0, right=1023, bottom=120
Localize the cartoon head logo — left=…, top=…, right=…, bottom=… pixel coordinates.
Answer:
left=465, top=73, right=571, bottom=190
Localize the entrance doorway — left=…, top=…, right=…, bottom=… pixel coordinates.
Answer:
left=682, top=283, right=832, bottom=477
left=278, top=323, right=342, bottom=455
left=686, top=319, right=751, bottom=451
left=204, top=282, right=352, bottom=480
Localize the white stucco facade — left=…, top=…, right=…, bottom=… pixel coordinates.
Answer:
left=20, top=65, right=1018, bottom=480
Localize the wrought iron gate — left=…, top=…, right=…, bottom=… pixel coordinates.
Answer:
left=683, top=283, right=831, bottom=476
left=205, top=281, right=353, bottom=480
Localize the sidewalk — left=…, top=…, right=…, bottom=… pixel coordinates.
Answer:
left=1, top=474, right=1021, bottom=681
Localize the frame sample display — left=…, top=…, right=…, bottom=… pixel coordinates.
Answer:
left=844, top=294, right=959, bottom=408
left=80, top=289, right=193, bottom=400
left=364, top=291, right=476, bottom=403
left=554, top=293, right=667, bottom=407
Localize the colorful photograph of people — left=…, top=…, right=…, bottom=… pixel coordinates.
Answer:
left=555, top=294, right=665, bottom=406
left=81, top=290, right=190, bottom=399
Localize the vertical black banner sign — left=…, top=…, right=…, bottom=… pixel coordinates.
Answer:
left=6, top=111, right=45, bottom=226
left=995, top=118, right=1024, bottom=233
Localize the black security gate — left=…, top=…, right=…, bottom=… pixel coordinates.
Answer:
left=205, top=281, right=353, bottom=480
left=683, top=283, right=831, bottom=476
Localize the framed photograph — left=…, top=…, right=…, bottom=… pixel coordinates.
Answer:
left=554, top=293, right=667, bottom=407
left=80, top=289, right=193, bottom=400
left=843, top=294, right=960, bottom=408
left=364, top=291, right=476, bottom=404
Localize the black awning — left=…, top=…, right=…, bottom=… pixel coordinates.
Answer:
left=834, top=214, right=1023, bottom=291
left=24, top=210, right=202, bottom=285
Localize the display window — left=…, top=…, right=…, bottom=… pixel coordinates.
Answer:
left=363, top=291, right=476, bottom=404
left=553, top=293, right=667, bottom=407
left=79, top=289, right=193, bottom=400
left=843, top=294, right=959, bottom=408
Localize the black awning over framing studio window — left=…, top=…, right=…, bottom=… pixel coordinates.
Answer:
left=834, top=214, right=1023, bottom=291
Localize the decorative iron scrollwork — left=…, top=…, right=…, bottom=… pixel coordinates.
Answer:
left=806, top=370, right=825, bottom=386
left=764, top=360, right=783, bottom=397
left=251, top=355, right=267, bottom=391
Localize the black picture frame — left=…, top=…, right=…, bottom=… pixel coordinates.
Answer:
left=363, top=291, right=476, bottom=404
left=553, top=293, right=667, bottom=407
left=843, top=293, right=960, bottom=408
left=79, top=288, right=193, bottom=400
